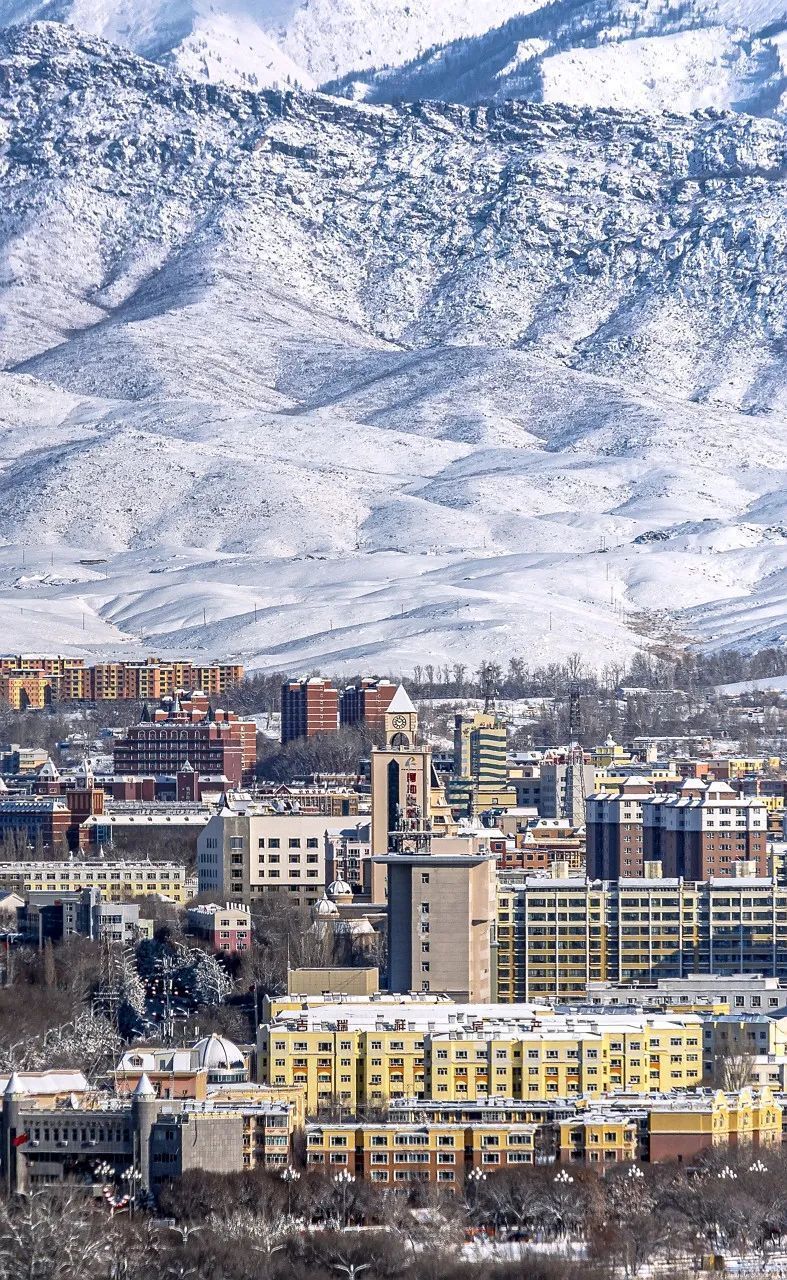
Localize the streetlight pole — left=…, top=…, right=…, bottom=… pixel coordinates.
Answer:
left=281, top=1165, right=301, bottom=1218
left=333, top=1168, right=355, bottom=1228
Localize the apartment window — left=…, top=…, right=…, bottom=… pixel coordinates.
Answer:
left=268, top=838, right=280, bottom=849
left=306, top=838, right=319, bottom=849
left=289, top=838, right=301, bottom=849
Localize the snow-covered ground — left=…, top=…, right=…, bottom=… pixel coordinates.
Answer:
left=0, top=0, right=541, bottom=89
left=716, top=675, right=787, bottom=696
left=0, top=25, right=785, bottom=673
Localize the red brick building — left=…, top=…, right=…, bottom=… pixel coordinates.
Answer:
left=587, top=778, right=768, bottom=879
left=281, top=678, right=339, bottom=745
left=339, top=679, right=398, bottom=732
left=114, top=697, right=256, bottom=787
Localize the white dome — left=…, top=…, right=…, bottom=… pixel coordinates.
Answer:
left=328, top=879, right=353, bottom=899
left=314, top=894, right=340, bottom=917
left=338, top=917, right=375, bottom=936
left=193, top=1033, right=245, bottom=1072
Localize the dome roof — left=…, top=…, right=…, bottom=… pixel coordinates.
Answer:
left=338, top=917, right=375, bottom=936
left=328, top=878, right=353, bottom=898
left=192, top=1033, right=245, bottom=1072
left=314, top=894, right=339, bottom=917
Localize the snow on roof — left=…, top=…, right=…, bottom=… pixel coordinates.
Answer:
left=0, top=1070, right=89, bottom=1094
left=386, top=685, right=417, bottom=715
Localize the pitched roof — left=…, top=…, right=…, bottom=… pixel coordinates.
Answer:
left=387, top=685, right=417, bottom=715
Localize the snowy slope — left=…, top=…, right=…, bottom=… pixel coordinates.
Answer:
left=1, top=0, right=785, bottom=120
left=330, top=0, right=787, bottom=121
left=0, top=0, right=540, bottom=88
left=0, top=24, right=786, bottom=672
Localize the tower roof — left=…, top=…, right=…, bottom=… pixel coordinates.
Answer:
left=5, top=1072, right=27, bottom=1096
left=132, top=1073, right=156, bottom=1098
left=387, top=685, right=416, bottom=715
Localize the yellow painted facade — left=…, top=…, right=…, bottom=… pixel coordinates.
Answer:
left=0, top=859, right=187, bottom=902
left=496, top=878, right=787, bottom=1002
left=259, top=1014, right=703, bottom=1116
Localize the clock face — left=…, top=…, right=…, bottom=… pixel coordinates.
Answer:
left=391, top=714, right=408, bottom=729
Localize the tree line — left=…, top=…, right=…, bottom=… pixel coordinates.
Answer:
left=7, top=1143, right=787, bottom=1280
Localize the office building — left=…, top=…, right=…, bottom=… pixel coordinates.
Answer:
left=378, top=850, right=496, bottom=1002
left=539, top=761, right=597, bottom=824
left=449, top=711, right=516, bottom=817
left=1, top=1069, right=294, bottom=1195
left=197, top=797, right=327, bottom=906
left=114, top=697, right=256, bottom=788
left=17, top=889, right=151, bottom=946
left=586, top=974, right=787, bottom=1013
left=280, top=677, right=339, bottom=745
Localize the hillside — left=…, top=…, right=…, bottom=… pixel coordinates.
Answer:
left=0, top=22, right=785, bottom=672
left=329, top=0, right=787, bottom=120
left=0, top=0, right=539, bottom=89
left=1, top=0, right=785, bottom=120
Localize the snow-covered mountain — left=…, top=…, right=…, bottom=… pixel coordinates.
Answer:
left=330, top=0, right=787, bottom=120
left=1, top=0, right=785, bottom=119
left=0, top=22, right=785, bottom=672
left=0, top=0, right=539, bottom=89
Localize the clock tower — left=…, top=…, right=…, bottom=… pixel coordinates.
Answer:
left=370, top=685, right=455, bottom=900
left=384, top=686, right=419, bottom=750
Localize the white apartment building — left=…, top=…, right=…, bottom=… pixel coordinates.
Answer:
left=197, top=797, right=329, bottom=906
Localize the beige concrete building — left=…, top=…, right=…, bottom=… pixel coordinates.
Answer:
left=377, top=850, right=497, bottom=1002
left=197, top=799, right=329, bottom=907
left=286, top=966, right=380, bottom=997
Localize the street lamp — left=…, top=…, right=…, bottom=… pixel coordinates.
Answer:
left=122, top=1163, right=143, bottom=1216
left=716, top=1166, right=737, bottom=1181
left=626, top=1165, right=644, bottom=1180
left=466, top=1165, right=487, bottom=1211
left=281, top=1165, right=301, bottom=1217
left=554, top=1169, right=574, bottom=1185
left=748, top=1160, right=768, bottom=1174
left=333, top=1168, right=355, bottom=1228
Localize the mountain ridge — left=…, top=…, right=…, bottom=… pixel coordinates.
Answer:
left=0, top=22, right=785, bottom=670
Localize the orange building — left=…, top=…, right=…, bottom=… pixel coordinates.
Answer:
left=0, top=656, right=243, bottom=704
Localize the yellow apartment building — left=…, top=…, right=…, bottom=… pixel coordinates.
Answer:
left=496, top=876, right=787, bottom=1002
left=305, top=1088, right=782, bottom=1178
left=0, top=859, right=188, bottom=902
left=258, top=1004, right=703, bottom=1115
left=306, top=1119, right=539, bottom=1184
